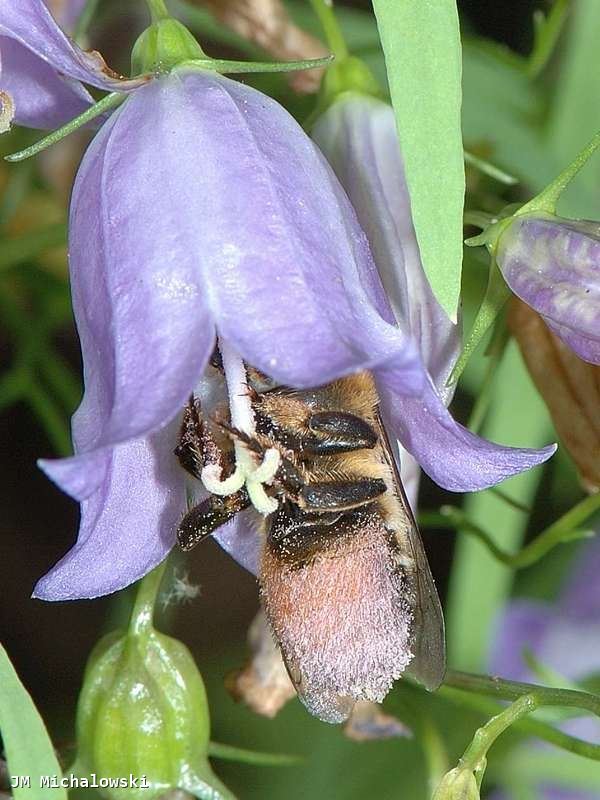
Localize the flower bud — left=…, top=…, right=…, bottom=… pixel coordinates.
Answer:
left=74, top=625, right=232, bottom=799
left=432, top=768, right=480, bottom=800
left=496, top=211, right=600, bottom=365
left=509, top=298, right=600, bottom=492
left=131, top=18, right=205, bottom=74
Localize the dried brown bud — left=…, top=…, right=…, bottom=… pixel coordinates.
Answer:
left=197, top=0, right=328, bottom=93
left=226, top=611, right=296, bottom=718
left=509, top=298, right=600, bottom=492
left=343, top=700, right=411, bottom=742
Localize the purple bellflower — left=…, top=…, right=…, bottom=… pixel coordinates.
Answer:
left=312, top=90, right=461, bottom=511
left=1, top=3, right=555, bottom=600
left=489, top=535, right=600, bottom=800
left=496, top=211, right=600, bottom=365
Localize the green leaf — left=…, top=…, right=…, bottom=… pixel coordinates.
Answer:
left=372, top=0, right=464, bottom=321
left=0, top=643, right=67, bottom=800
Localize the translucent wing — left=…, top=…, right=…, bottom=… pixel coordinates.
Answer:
left=376, top=412, right=446, bottom=690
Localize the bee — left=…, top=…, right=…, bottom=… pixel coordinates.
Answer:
left=175, top=369, right=445, bottom=723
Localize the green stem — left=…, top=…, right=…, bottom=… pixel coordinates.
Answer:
left=467, top=317, right=510, bottom=433
left=180, top=54, right=333, bottom=75
left=308, top=0, right=348, bottom=59
left=422, top=492, right=599, bottom=569
left=464, top=151, right=518, bottom=185
left=5, top=93, right=124, bottom=163
left=439, top=686, right=600, bottom=761
left=447, top=261, right=511, bottom=386
left=0, top=223, right=67, bottom=272
left=527, top=0, right=570, bottom=79
left=445, top=671, right=600, bottom=720
left=207, top=742, right=302, bottom=766
left=460, top=693, right=537, bottom=771
left=128, top=561, right=168, bottom=639
left=146, top=0, right=170, bottom=23
left=445, top=342, right=552, bottom=670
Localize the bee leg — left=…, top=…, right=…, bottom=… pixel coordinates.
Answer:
left=305, top=411, right=378, bottom=454
left=177, top=489, right=250, bottom=551
left=174, top=396, right=226, bottom=480
left=299, top=478, right=387, bottom=513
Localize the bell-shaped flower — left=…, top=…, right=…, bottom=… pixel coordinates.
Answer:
left=2, top=4, right=555, bottom=600
left=0, top=0, right=145, bottom=129
left=495, top=211, right=600, bottom=365
left=312, top=89, right=461, bottom=512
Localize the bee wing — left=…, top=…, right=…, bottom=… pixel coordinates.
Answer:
left=376, top=414, right=446, bottom=690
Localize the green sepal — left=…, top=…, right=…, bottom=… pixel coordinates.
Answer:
left=178, top=54, right=334, bottom=76
left=448, top=259, right=511, bottom=386
left=73, top=566, right=235, bottom=800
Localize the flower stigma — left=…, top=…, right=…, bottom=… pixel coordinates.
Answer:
left=200, top=338, right=280, bottom=515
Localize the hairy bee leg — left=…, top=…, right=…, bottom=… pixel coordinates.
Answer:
left=300, top=478, right=387, bottom=512
left=177, top=489, right=250, bottom=551
left=306, top=411, right=378, bottom=454
left=174, top=396, right=225, bottom=480
left=253, top=408, right=378, bottom=456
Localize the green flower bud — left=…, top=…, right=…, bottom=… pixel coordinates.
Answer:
left=72, top=568, right=234, bottom=800
left=432, top=767, right=480, bottom=800
left=132, top=18, right=205, bottom=75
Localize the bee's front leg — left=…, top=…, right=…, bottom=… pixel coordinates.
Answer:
left=177, top=489, right=250, bottom=551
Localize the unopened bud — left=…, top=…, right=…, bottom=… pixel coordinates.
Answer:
left=432, top=768, right=479, bottom=800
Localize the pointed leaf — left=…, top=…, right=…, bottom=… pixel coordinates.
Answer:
left=0, top=643, right=67, bottom=800
left=372, top=0, right=465, bottom=321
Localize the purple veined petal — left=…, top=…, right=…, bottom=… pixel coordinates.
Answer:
left=0, top=0, right=148, bottom=91
left=488, top=601, right=554, bottom=680
left=0, top=35, right=92, bottom=128
left=544, top=317, right=600, bottom=365
left=182, top=72, right=423, bottom=392
left=70, top=70, right=424, bottom=468
left=496, top=212, right=600, bottom=365
left=34, top=419, right=185, bottom=601
left=377, top=368, right=556, bottom=492
left=68, top=90, right=217, bottom=460
left=312, top=93, right=461, bottom=396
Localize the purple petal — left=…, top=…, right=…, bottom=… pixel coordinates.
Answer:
left=68, top=91, right=216, bottom=461
left=70, top=71, right=424, bottom=467
left=213, top=510, right=262, bottom=576
left=312, top=94, right=461, bottom=396
left=46, top=0, right=87, bottom=32
left=378, top=371, right=556, bottom=491
left=497, top=213, right=600, bottom=365
left=0, top=0, right=148, bottom=90
left=538, top=617, right=600, bottom=682
left=34, top=420, right=184, bottom=600
left=560, top=535, right=600, bottom=619
left=183, top=73, right=422, bottom=391
left=488, top=601, right=554, bottom=680
left=0, top=36, right=91, bottom=128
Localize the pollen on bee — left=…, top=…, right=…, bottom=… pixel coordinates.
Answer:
left=260, top=510, right=414, bottom=723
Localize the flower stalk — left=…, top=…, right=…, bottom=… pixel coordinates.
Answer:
left=420, top=491, right=600, bottom=569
